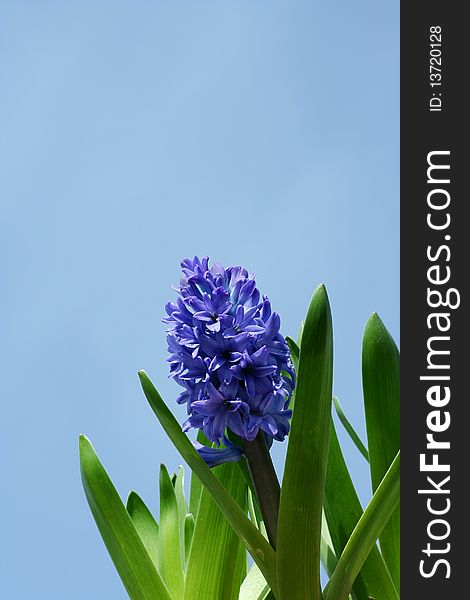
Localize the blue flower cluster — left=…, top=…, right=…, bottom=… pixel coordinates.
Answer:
left=164, top=257, right=295, bottom=465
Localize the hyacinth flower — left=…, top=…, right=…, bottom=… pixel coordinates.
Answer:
left=79, top=257, right=401, bottom=600
left=163, top=256, right=295, bottom=546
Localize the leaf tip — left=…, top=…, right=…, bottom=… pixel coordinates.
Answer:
left=78, top=435, right=98, bottom=489
left=79, top=433, right=92, bottom=454
left=126, top=490, right=139, bottom=513
left=313, top=283, right=329, bottom=301
left=364, top=313, right=398, bottom=353
left=366, top=311, right=384, bottom=328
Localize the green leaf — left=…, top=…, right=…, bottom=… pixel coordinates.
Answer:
left=173, top=466, right=188, bottom=567
left=285, top=336, right=299, bottom=370
left=234, top=530, right=248, bottom=594
left=158, top=465, right=185, bottom=600
left=320, top=536, right=338, bottom=580
left=362, top=313, right=400, bottom=588
left=188, top=430, right=207, bottom=522
left=320, top=512, right=337, bottom=578
left=325, top=452, right=400, bottom=600
left=79, top=435, right=172, bottom=600
left=230, top=454, right=265, bottom=533
left=298, top=320, right=305, bottom=346
left=285, top=336, right=299, bottom=411
left=126, top=491, right=159, bottom=570
left=239, top=562, right=272, bottom=600
left=138, top=371, right=278, bottom=597
left=184, top=513, right=195, bottom=565
left=276, top=285, right=333, bottom=600
left=324, top=422, right=398, bottom=600
left=333, top=396, right=369, bottom=462
left=184, top=461, right=247, bottom=600
left=246, top=485, right=266, bottom=536
left=188, top=472, right=202, bottom=522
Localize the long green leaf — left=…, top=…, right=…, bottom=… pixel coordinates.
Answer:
left=333, top=396, right=369, bottom=462
left=79, top=436, right=172, bottom=600
left=324, top=422, right=398, bottom=600
left=320, top=511, right=337, bottom=578
left=188, top=473, right=202, bottom=522
left=362, top=313, right=400, bottom=588
left=320, top=536, right=338, bottom=580
left=184, top=513, right=195, bottom=565
left=246, top=486, right=266, bottom=536
left=184, top=461, right=247, bottom=600
left=236, top=457, right=265, bottom=533
left=188, top=431, right=206, bottom=521
left=276, top=284, right=333, bottom=600
left=285, top=336, right=299, bottom=411
left=159, top=465, right=184, bottom=599
left=285, top=336, right=299, bottom=370
left=126, top=491, right=159, bottom=570
left=138, top=371, right=278, bottom=597
left=325, top=452, right=400, bottom=600
left=234, top=530, right=248, bottom=594
left=173, top=466, right=188, bottom=567
left=239, top=562, right=272, bottom=600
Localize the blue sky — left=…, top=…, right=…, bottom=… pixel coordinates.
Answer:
left=0, top=2, right=398, bottom=597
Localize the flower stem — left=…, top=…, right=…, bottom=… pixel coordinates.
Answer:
left=242, top=432, right=280, bottom=548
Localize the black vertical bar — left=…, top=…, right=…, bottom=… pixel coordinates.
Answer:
left=401, top=3, right=467, bottom=598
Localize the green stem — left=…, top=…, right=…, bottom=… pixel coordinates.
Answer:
left=242, top=432, right=280, bottom=548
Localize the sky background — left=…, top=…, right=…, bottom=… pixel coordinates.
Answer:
left=0, top=2, right=398, bottom=598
